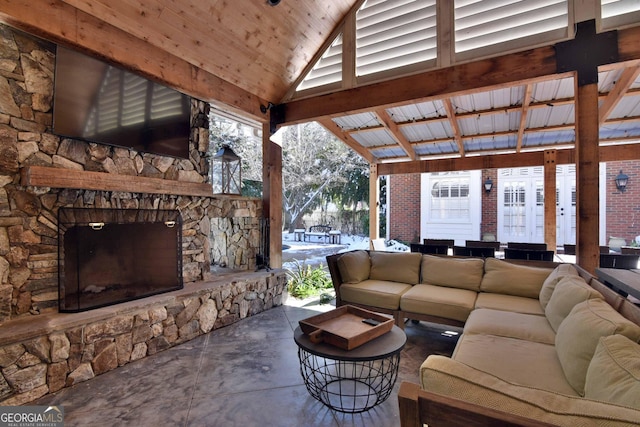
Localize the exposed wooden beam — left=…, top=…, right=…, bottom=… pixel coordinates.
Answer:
left=374, top=109, right=416, bottom=160
left=376, top=143, right=639, bottom=175
left=21, top=166, right=215, bottom=197
left=316, top=118, right=377, bottom=163
left=0, top=0, right=268, bottom=121
left=543, top=150, right=557, bottom=253
left=516, top=84, right=533, bottom=152
left=599, top=65, right=640, bottom=123
left=443, top=99, right=464, bottom=157
left=262, top=123, right=283, bottom=269
left=281, top=43, right=563, bottom=125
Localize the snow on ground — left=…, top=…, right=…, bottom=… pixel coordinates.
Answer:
left=281, top=233, right=408, bottom=270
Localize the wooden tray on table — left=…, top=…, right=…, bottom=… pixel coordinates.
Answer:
left=299, top=305, right=394, bottom=350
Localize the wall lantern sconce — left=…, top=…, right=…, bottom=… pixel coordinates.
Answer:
left=615, top=170, right=629, bottom=192
left=213, top=145, right=242, bottom=195
left=483, top=177, right=493, bottom=194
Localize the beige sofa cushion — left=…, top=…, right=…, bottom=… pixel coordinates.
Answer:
left=585, top=334, right=640, bottom=409
left=369, top=251, right=422, bottom=284
left=464, top=308, right=556, bottom=345
left=480, top=258, right=552, bottom=299
left=400, top=284, right=476, bottom=323
left=475, top=293, right=544, bottom=316
left=336, top=250, right=370, bottom=283
left=545, top=275, right=603, bottom=331
left=555, top=298, right=640, bottom=395
left=420, top=355, right=640, bottom=426
left=539, top=264, right=579, bottom=310
left=339, top=279, right=412, bottom=310
left=452, top=333, right=577, bottom=395
left=420, top=255, right=484, bottom=291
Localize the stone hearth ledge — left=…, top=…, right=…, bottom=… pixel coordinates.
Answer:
left=0, top=269, right=287, bottom=405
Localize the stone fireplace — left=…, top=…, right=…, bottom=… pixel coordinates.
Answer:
left=58, top=208, right=184, bottom=312
left=0, top=24, right=286, bottom=405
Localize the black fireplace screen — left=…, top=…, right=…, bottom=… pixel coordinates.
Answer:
left=58, top=208, right=183, bottom=312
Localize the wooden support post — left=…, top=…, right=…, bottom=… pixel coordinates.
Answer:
left=369, top=163, right=380, bottom=249
left=575, top=82, right=600, bottom=273
left=263, top=123, right=283, bottom=268
left=544, top=150, right=557, bottom=253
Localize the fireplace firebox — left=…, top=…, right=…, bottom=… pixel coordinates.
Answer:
left=58, top=208, right=183, bottom=312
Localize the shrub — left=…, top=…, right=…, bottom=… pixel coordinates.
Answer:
left=286, top=260, right=333, bottom=299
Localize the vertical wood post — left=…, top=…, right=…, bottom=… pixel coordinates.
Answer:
left=262, top=122, right=283, bottom=268
left=575, top=82, right=600, bottom=273
left=544, top=150, right=557, bottom=253
left=369, top=163, right=380, bottom=249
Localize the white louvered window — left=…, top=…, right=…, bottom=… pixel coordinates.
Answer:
left=297, top=34, right=343, bottom=91
left=602, top=0, right=640, bottom=18
left=356, top=0, right=437, bottom=77
left=454, top=0, right=568, bottom=54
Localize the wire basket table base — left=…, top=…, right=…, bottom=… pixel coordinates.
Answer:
left=297, top=347, right=401, bottom=413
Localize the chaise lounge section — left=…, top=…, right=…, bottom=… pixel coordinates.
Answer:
left=326, top=250, right=640, bottom=426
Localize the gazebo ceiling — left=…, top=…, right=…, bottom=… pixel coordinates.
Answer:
left=1, top=1, right=640, bottom=167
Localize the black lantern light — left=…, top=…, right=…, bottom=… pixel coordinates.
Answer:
left=483, top=177, right=493, bottom=193
left=615, top=170, right=629, bottom=193
left=213, top=145, right=242, bottom=195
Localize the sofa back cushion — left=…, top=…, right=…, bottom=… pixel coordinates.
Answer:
left=585, top=334, right=640, bottom=409
left=337, top=250, right=370, bottom=283
left=545, top=275, right=603, bottom=331
left=555, top=298, right=640, bottom=395
left=369, top=251, right=422, bottom=284
left=421, top=255, right=484, bottom=291
left=539, top=264, right=579, bottom=310
left=480, top=258, right=553, bottom=299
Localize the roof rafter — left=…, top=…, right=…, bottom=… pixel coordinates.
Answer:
left=443, top=98, right=464, bottom=157
left=316, top=118, right=377, bottom=163
left=374, top=109, right=416, bottom=160
left=599, top=65, right=640, bottom=123
left=516, top=84, right=533, bottom=152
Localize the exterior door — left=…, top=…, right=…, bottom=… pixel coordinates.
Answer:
left=498, top=168, right=545, bottom=243
left=556, top=165, right=576, bottom=246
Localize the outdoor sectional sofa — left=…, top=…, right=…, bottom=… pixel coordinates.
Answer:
left=325, top=250, right=640, bottom=426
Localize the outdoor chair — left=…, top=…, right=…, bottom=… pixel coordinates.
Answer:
left=504, top=248, right=554, bottom=261
left=465, top=240, right=501, bottom=250
left=453, top=245, right=495, bottom=258
left=599, top=254, right=640, bottom=269
left=410, top=243, right=449, bottom=255
left=422, top=238, right=454, bottom=249
left=507, top=242, right=547, bottom=251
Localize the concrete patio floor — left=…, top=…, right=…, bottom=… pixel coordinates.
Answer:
left=33, top=295, right=461, bottom=426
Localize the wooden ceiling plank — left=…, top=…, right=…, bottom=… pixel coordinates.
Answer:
left=516, top=84, right=533, bottom=152
left=0, top=0, right=268, bottom=120
left=598, top=65, right=640, bottom=124
left=374, top=109, right=416, bottom=160
left=316, top=118, right=377, bottom=163
left=443, top=98, right=464, bottom=157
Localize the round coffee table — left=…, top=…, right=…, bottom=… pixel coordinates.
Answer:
left=294, top=325, right=406, bottom=413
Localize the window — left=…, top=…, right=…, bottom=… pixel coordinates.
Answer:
left=430, top=176, right=470, bottom=219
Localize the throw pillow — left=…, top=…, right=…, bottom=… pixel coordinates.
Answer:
left=539, top=264, right=579, bottom=310
left=555, top=299, right=640, bottom=395
left=545, top=275, right=603, bottom=331
left=420, top=255, right=484, bottom=291
left=480, top=257, right=553, bottom=299
left=336, top=250, right=370, bottom=283
left=369, top=251, right=422, bottom=284
left=585, top=334, right=640, bottom=409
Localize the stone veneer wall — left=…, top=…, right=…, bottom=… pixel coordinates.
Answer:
left=0, top=24, right=264, bottom=323
left=0, top=24, right=286, bottom=404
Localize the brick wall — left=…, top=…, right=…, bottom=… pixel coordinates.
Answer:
left=388, top=174, right=421, bottom=243
left=481, top=169, right=498, bottom=238
left=606, top=159, right=640, bottom=244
